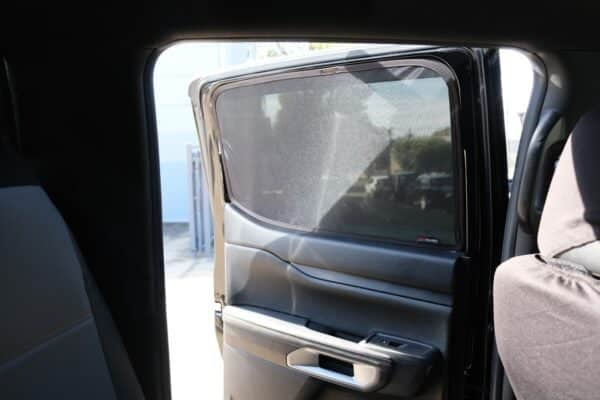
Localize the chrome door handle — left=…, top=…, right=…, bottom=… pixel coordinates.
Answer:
left=287, top=347, right=385, bottom=392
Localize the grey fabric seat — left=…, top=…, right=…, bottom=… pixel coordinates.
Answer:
left=494, top=108, right=600, bottom=399
left=0, top=150, right=145, bottom=399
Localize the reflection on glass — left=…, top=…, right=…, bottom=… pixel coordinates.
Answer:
left=216, top=65, right=455, bottom=245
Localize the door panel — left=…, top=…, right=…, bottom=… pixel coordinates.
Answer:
left=225, top=205, right=455, bottom=351
left=225, top=205, right=457, bottom=303
left=190, top=46, right=494, bottom=399
left=222, top=205, right=455, bottom=398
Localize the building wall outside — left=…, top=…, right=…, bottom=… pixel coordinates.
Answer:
left=154, top=43, right=257, bottom=222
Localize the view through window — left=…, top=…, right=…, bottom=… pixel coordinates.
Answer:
left=216, top=65, right=456, bottom=245
left=499, top=49, right=534, bottom=180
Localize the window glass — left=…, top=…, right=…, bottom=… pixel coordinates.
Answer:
left=216, top=65, right=457, bottom=245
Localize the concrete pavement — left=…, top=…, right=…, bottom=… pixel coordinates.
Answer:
left=163, top=223, right=222, bottom=399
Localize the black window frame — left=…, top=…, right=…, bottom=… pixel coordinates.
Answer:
left=200, top=56, right=465, bottom=250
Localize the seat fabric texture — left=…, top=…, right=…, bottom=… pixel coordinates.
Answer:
left=494, top=107, right=600, bottom=400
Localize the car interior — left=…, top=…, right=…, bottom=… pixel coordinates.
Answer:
left=1, top=4, right=600, bottom=400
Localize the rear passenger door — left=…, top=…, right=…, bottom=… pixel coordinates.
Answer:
left=190, top=47, right=505, bottom=399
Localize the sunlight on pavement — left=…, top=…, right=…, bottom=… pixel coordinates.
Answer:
left=164, top=224, right=222, bottom=399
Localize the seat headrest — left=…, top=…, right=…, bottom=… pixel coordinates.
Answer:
left=538, top=107, right=600, bottom=258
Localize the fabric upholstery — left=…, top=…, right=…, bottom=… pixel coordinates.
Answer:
left=0, top=185, right=144, bottom=399
left=538, top=107, right=600, bottom=259
left=494, top=107, right=600, bottom=399
left=560, top=241, right=600, bottom=276
left=0, top=186, right=116, bottom=399
left=494, top=255, right=600, bottom=399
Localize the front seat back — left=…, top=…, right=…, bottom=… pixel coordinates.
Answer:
left=494, top=108, right=600, bottom=399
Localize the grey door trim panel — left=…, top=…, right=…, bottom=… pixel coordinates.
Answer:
left=226, top=241, right=452, bottom=305
left=226, top=243, right=452, bottom=356
left=296, top=264, right=452, bottom=306
left=223, top=306, right=440, bottom=395
left=225, top=205, right=457, bottom=296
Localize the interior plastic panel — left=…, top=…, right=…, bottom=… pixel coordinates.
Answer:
left=222, top=206, right=462, bottom=399
left=226, top=242, right=452, bottom=355
left=223, top=306, right=441, bottom=396
left=225, top=205, right=458, bottom=298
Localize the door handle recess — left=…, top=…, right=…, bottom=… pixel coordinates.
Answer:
left=287, top=347, right=384, bottom=391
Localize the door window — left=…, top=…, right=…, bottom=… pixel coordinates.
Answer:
left=215, top=63, right=458, bottom=245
